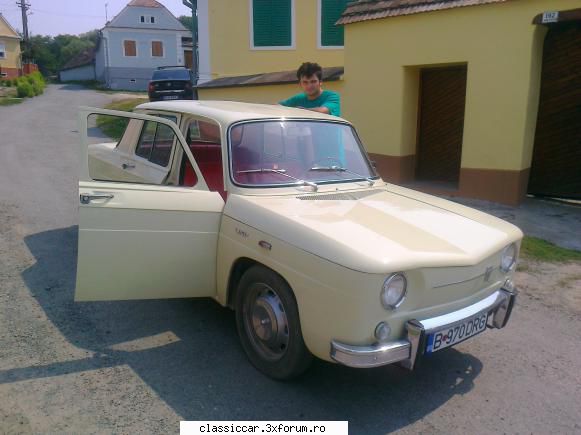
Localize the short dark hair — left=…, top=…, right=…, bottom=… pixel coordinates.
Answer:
left=297, top=62, right=323, bottom=81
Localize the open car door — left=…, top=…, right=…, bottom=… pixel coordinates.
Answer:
left=76, top=108, right=225, bottom=301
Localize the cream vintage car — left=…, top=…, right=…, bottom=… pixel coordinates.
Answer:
left=77, top=101, right=521, bottom=380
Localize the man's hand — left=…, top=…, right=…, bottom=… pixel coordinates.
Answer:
left=306, top=106, right=330, bottom=114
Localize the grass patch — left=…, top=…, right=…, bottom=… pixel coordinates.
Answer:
left=521, top=236, right=581, bottom=262
left=96, top=98, right=147, bottom=140
left=0, top=97, right=23, bottom=106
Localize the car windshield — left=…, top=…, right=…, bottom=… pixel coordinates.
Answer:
left=229, top=120, right=377, bottom=187
left=151, top=69, right=190, bottom=80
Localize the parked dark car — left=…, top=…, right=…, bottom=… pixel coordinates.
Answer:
left=148, top=66, right=196, bottom=102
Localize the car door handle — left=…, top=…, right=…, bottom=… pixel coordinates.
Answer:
left=80, top=193, right=114, bottom=204
left=122, top=163, right=135, bottom=169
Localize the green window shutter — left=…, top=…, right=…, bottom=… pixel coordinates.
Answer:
left=253, top=0, right=292, bottom=47
left=321, top=0, right=348, bottom=47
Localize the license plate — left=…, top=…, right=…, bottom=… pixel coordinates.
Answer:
left=162, top=95, right=179, bottom=100
left=426, top=312, right=489, bottom=353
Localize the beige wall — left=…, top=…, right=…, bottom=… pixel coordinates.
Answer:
left=208, top=0, right=344, bottom=78
left=342, top=0, right=581, bottom=171
left=0, top=37, right=21, bottom=71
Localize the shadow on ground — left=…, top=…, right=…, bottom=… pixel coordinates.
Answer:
left=12, top=226, right=483, bottom=434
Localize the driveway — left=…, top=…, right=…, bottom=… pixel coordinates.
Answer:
left=0, top=84, right=580, bottom=434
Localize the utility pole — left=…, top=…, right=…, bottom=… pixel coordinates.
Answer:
left=17, top=0, right=30, bottom=41
left=16, top=0, right=30, bottom=62
left=182, top=0, right=198, bottom=93
left=105, top=2, right=109, bottom=23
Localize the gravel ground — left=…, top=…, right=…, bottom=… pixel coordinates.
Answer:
left=0, top=85, right=580, bottom=435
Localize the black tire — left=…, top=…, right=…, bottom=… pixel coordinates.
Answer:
left=235, top=265, right=313, bottom=380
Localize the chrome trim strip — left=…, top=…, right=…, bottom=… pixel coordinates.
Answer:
left=330, top=340, right=410, bottom=368
left=419, top=290, right=506, bottom=333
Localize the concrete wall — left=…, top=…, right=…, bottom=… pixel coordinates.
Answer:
left=60, top=64, right=96, bottom=82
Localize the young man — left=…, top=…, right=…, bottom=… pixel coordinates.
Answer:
left=279, top=62, right=341, bottom=116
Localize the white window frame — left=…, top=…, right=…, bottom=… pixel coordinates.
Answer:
left=123, top=39, right=138, bottom=58
left=150, top=40, right=165, bottom=58
left=0, top=72, right=8, bottom=77
left=249, top=0, right=296, bottom=51
left=140, top=15, right=155, bottom=24
left=317, top=0, right=344, bottom=49
left=0, top=42, right=6, bottom=59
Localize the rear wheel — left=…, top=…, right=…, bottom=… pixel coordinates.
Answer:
left=235, top=265, right=312, bottom=380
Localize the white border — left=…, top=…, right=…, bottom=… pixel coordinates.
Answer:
left=249, top=0, right=296, bottom=50
left=317, top=0, right=344, bottom=49
left=122, top=39, right=138, bottom=57
left=150, top=40, right=164, bottom=58
left=0, top=41, right=5, bottom=59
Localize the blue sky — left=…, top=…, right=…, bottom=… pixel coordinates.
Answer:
left=0, top=0, right=191, bottom=36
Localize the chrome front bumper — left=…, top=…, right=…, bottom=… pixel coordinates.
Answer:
left=330, top=287, right=516, bottom=369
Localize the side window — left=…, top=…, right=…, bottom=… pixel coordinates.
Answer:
left=136, top=121, right=156, bottom=159
left=135, top=120, right=175, bottom=167
left=85, top=113, right=178, bottom=185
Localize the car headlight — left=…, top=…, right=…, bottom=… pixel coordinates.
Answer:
left=500, top=243, right=517, bottom=272
left=381, top=273, right=407, bottom=310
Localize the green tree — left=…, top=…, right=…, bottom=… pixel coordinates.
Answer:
left=178, top=15, right=193, bottom=31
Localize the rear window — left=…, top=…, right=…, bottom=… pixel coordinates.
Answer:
left=151, top=69, right=191, bottom=80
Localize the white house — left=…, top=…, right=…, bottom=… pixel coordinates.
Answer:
left=93, top=0, right=192, bottom=90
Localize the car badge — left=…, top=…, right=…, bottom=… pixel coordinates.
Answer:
left=484, top=266, right=493, bottom=282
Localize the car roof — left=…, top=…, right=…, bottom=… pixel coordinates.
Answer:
left=136, top=100, right=348, bottom=125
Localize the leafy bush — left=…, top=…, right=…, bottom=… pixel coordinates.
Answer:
left=5, top=80, right=12, bottom=87
left=17, top=81, right=34, bottom=98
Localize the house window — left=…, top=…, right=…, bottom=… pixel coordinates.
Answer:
left=140, top=15, right=155, bottom=24
left=124, top=40, right=137, bottom=57
left=251, top=0, right=294, bottom=48
left=0, top=42, right=6, bottom=59
left=319, top=0, right=347, bottom=47
left=151, top=41, right=163, bottom=57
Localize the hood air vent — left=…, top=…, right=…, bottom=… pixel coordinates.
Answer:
left=296, top=189, right=384, bottom=201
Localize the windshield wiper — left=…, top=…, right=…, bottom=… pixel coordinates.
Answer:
left=309, top=165, right=375, bottom=186
left=237, top=168, right=318, bottom=191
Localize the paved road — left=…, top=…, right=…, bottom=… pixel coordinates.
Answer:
left=1, top=85, right=580, bottom=434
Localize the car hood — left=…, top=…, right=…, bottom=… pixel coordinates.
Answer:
left=224, top=186, right=523, bottom=274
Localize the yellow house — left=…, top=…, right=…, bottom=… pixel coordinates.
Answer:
left=338, top=0, right=581, bottom=205
left=196, top=0, right=348, bottom=103
left=198, top=0, right=580, bottom=205
left=0, top=13, right=22, bottom=79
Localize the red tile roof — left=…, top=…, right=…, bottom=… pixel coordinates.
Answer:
left=127, top=0, right=163, bottom=8
left=337, top=0, right=508, bottom=25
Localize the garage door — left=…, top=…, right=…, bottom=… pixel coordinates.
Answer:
left=416, top=66, right=467, bottom=184
left=528, top=23, right=581, bottom=199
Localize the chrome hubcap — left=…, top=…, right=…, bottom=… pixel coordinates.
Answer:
left=245, top=284, right=289, bottom=361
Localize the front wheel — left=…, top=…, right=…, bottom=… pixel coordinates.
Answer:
left=235, top=265, right=313, bottom=380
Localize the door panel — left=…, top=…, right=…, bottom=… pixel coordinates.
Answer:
left=76, top=108, right=224, bottom=301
